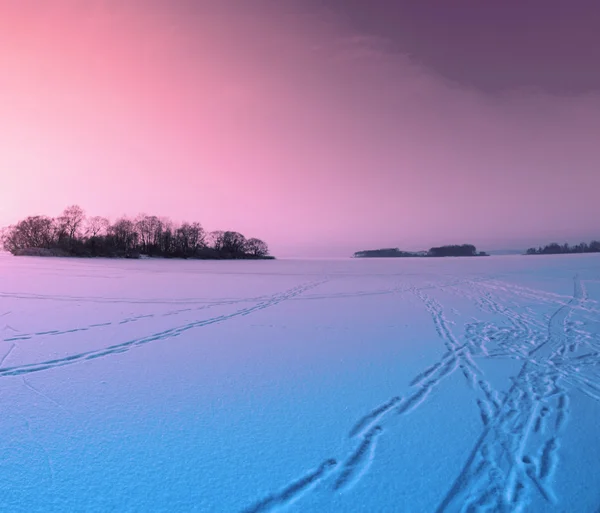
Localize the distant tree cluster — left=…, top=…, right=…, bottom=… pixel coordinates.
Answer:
left=353, top=248, right=419, bottom=258
left=353, top=244, right=488, bottom=258
left=428, top=244, right=486, bottom=257
left=526, top=241, right=600, bottom=255
left=1, top=206, right=272, bottom=259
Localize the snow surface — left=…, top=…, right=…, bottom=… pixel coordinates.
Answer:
left=1, top=254, right=599, bottom=512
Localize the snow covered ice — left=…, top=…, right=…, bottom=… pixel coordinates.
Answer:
left=1, top=254, right=599, bottom=512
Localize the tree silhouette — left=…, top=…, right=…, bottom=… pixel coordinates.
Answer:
left=86, top=216, right=110, bottom=238
left=245, top=238, right=269, bottom=257
left=525, top=241, right=600, bottom=255
left=1, top=207, right=272, bottom=259
left=57, top=205, right=86, bottom=242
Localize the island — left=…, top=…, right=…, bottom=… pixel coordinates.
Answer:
left=353, top=244, right=489, bottom=258
left=1, top=205, right=274, bottom=260
left=525, top=241, right=600, bottom=255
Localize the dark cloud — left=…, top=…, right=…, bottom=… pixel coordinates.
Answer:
left=311, top=0, right=600, bottom=95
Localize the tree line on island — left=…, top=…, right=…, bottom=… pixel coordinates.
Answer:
left=525, top=240, right=600, bottom=255
left=353, top=244, right=488, bottom=258
left=1, top=206, right=272, bottom=259
left=354, top=241, right=600, bottom=258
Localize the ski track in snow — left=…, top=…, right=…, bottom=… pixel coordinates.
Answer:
left=0, top=281, right=327, bottom=377
left=434, top=275, right=596, bottom=513
left=1, top=264, right=599, bottom=512
left=241, top=458, right=338, bottom=513
left=241, top=274, right=600, bottom=513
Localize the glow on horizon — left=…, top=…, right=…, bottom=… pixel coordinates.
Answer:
left=1, top=1, right=599, bottom=256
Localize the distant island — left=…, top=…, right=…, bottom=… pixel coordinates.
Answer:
left=525, top=240, right=600, bottom=255
left=1, top=206, right=273, bottom=260
left=353, top=244, right=489, bottom=258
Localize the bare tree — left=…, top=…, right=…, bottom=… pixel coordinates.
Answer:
left=245, top=238, right=269, bottom=257
left=135, top=214, right=152, bottom=253
left=147, top=216, right=163, bottom=250
left=1, top=216, right=56, bottom=253
left=221, top=231, right=246, bottom=256
left=57, top=205, right=86, bottom=241
left=176, top=222, right=205, bottom=255
left=110, top=218, right=138, bottom=252
left=208, top=230, right=225, bottom=251
left=86, top=216, right=110, bottom=238
left=158, top=218, right=175, bottom=254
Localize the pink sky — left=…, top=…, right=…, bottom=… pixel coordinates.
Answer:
left=1, top=0, right=599, bottom=256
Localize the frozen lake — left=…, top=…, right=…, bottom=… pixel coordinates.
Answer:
left=1, top=254, right=599, bottom=512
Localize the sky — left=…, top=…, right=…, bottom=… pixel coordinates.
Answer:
left=1, top=0, right=599, bottom=257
